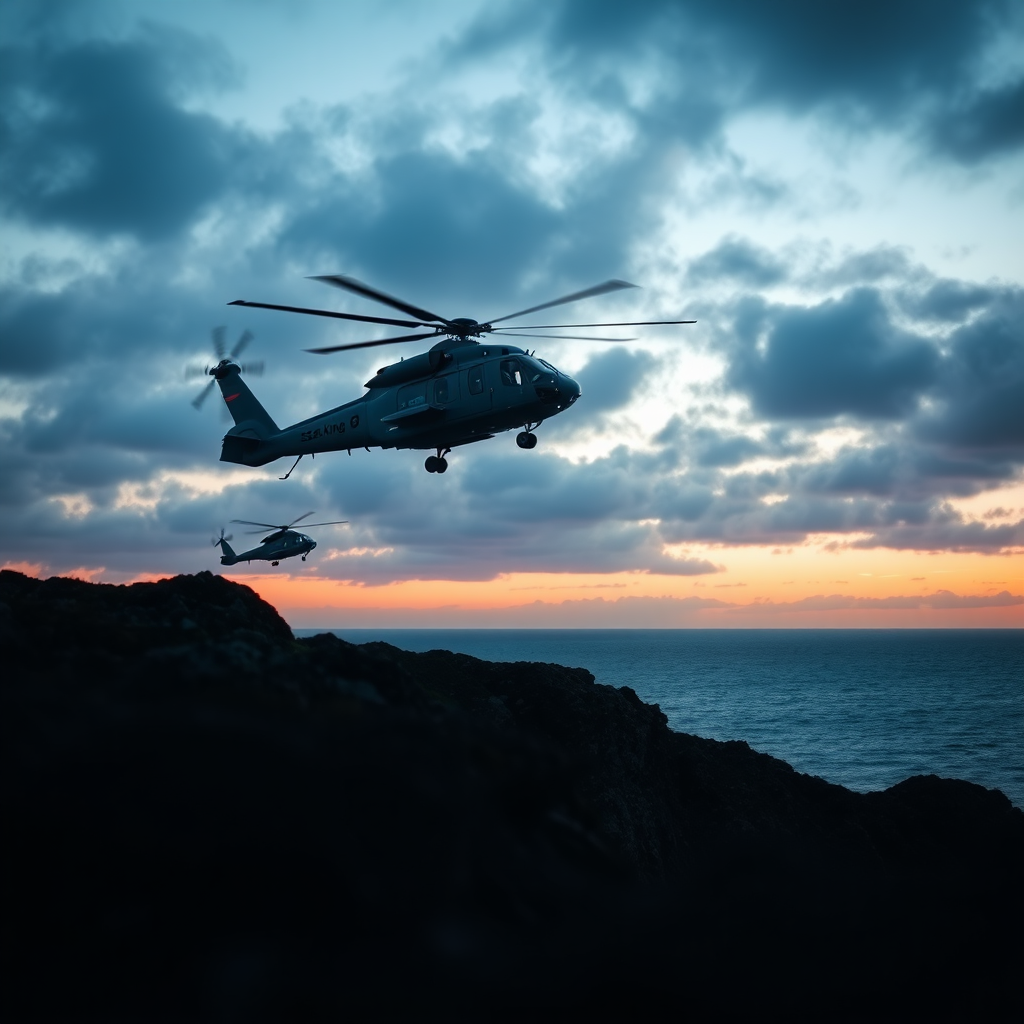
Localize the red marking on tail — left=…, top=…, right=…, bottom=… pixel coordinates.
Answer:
left=225, top=393, right=240, bottom=402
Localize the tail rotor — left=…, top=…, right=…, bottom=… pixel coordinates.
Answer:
left=187, top=328, right=264, bottom=410
left=211, top=527, right=233, bottom=547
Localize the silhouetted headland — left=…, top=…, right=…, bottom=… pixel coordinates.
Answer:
left=3, top=569, right=1021, bottom=1022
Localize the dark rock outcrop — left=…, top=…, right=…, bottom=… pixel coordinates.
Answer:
left=2, top=570, right=1021, bottom=1023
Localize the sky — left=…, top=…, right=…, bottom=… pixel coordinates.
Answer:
left=1, top=0, right=1023, bottom=627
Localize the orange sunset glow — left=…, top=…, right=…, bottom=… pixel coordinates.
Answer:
left=212, top=537, right=1023, bottom=629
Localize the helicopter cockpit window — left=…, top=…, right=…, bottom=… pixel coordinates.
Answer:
left=520, top=356, right=557, bottom=386
left=468, top=365, right=484, bottom=395
left=500, top=359, right=522, bottom=387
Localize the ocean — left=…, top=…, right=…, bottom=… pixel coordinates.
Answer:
left=295, top=628, right=1024, bottom=809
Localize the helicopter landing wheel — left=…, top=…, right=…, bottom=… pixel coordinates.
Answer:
left=425, top=449, right=451, bottom=473
left=301, top=555, right=306, bottom=561
left=516, top=431, right=538, bottom=450
left=271, top=560, right=280, bottom=566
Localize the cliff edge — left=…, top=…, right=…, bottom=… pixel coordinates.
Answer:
left=2, top=570, right=1021, bottom=1022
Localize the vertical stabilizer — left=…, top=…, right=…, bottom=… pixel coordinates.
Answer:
left=218, top=538, right=238, bottom=565
left=215, top=363, right=279, bottom=435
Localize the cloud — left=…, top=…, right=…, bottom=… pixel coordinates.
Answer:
left=0, top=24, right=258, bottom=240
left=280, top=150, right=563, bottom=312
left=686, top=236, right=787, bottom=289
left=898, top=279, right=996, bottom=322
left=914, top=290, right=1024, bottom=453
left=752, top=589, right=1024, bottom=612
left=565, top=347, right=657, bottom=416
left=727, top=288, right=940, bottom=420
left=804, top=246, right=918, bottom=289
left=461, top=0, right=1024, bottom=165
left=851, top=517, right=1024, bottom=553
left=927, top=77, right=1024, bottom=163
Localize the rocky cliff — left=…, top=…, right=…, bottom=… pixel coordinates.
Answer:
left=2, top=569, right=1021, bottom=1022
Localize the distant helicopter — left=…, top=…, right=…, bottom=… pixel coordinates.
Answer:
left=213, top=512, right=348, bottom=567
left=210, top=275, right=694, bottom=476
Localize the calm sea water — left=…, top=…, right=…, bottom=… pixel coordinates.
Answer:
left=296, top=629, right=1024, bottom=808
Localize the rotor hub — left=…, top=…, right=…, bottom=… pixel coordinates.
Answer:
left=448, top=317, right=481, bottom=338
left=211, top=359, right=238, bottom=380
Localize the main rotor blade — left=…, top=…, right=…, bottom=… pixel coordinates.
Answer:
left=300, top=520, right=349, bottom=529
left=212, top=326, right=226, bottom=359
left=490, top=319, right=697, bottom=329
left=229, top=299, right=425, bottom=329
left=306, top=331, right=439, bottom=355
left=191, top=379, right=216, bottom=409
left=485, top=280, right=637, bottom=326
left=230, top=329, right=254, bottom=359
left=231, top=518, right=286, bottom=530
left=310, top=274, right=450, bottom=326
left=490, top=332, right=637, bottom=341
left=287, top=511, right=317, bottom=529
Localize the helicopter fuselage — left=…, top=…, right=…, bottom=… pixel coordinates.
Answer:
left=215, top=338, right=581, bottom=470
left=218, top=529, right=316, bottom=565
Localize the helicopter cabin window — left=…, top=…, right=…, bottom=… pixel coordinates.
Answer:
left=397, top=382, right=427, bottom=410
left=434, top=375, right=458, bottom=404
left=500, top=359, right=522, bottom=387
left=468, top=365, right=484, bottom=395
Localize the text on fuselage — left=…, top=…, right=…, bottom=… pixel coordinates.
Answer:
left=301, top=420, right=346, bottom=443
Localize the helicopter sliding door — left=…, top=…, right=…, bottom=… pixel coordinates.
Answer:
left=456, top=362, right=492, bottom=420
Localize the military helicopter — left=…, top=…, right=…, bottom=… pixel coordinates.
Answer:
left=212, top=513, right=348, bottom=567
left=210, top=275, right=694, bottom=476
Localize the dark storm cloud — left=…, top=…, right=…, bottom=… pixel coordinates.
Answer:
left=686, top=237, right=787, bottom=289
left=794, top=446, right=995, bottom=501
left=460, top=0, right=1023, bottom=163
left=898, top=279, right=996, bottom=322
left=682, top=0, right=997, bottom=114
left=655, top=418, right=809, bottom=468
left=274, top=92, right=666, bottom=317
left=915, top=290, right=1024, bottom=453
left=280, top=151, right=562, bottom=312
left=852, top=516, right=1024, bottom=553
left=305, top=445, right=722, bottom=583
left=727, top=288, right=939, bottom=420
left=927, top=78, right=1024, bottom=163
left=650, top=477, right=1024, bottom=553
left=0, top=25, right=257, bottom=240
left=567, top=347, right=657, bottom=416
left=693, top=431, right=763, bottom=469
left=804, top=247, right=918, bottom=289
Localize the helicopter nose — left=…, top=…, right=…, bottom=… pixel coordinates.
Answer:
left=562, top=374, right=581, bottom=406
left=310, top=539, right=317, bottom=551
